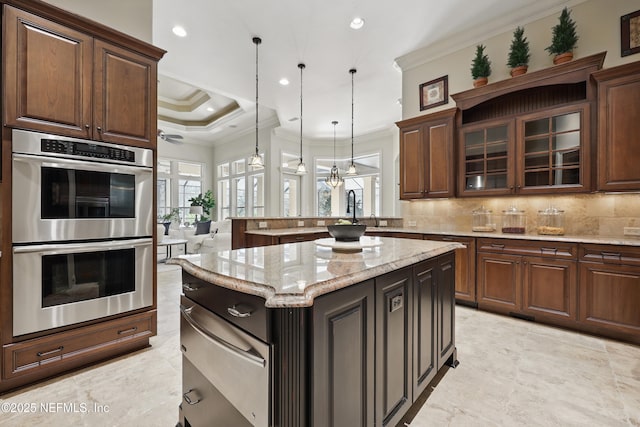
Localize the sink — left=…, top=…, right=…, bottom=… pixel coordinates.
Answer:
left=327, top=224, right=366, bottom=242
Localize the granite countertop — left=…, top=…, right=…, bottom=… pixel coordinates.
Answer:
left=167, top=237, right=462, bottom=308
left=245, top=226, right=640, bottom=246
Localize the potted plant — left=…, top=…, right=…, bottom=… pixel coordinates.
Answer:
left=507, top=26, right=530, bottom=77
left=546, top=7, right=578, bottom=65
left=471, top=44, right=491, bottom=87
left=160, top=208, right=180, bottom=235
left=188, top=190, right=216, bottom=221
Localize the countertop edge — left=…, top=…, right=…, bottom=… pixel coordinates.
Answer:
left=167, top=241, right=462, bottom=308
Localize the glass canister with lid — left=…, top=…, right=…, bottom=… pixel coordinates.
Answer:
left=502, top=206, right=526, bottom=234
left=537, top=206, right=565, bottom=235
left=472, top=206, right=496, bottom=232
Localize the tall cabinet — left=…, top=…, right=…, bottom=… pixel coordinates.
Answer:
left=0, top=0, right=164, bottom=392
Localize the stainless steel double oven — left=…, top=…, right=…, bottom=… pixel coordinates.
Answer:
left=11, top=129, right=154, bottom=336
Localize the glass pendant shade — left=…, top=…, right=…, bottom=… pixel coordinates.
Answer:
left=250, top=36, right=264, bottom=170
left=325, top=121, right=343, bottom=188
left=345, top=68, right=357, bottom=176
left=296, top=63, right=307, bottom=175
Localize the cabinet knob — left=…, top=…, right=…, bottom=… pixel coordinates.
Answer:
left=96, top=126, right=102, bottom=133
left=84, top=124, right=90, bottom=129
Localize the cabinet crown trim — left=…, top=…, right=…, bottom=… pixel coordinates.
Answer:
left=451, top=52, right=606, bottom=111
left=396, top=107, right=457, bottom=128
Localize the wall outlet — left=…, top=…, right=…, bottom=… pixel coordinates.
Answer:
left=297, top=220, right=305, bottom=227
left=407, top=220, right=417, bottom=227
left=317, top=220, right=325, bottom=226
left=379, top=220, right=388, bottom=227
left=624, top=227, right=640, bottom=236
left=258, top=221, right=268, bottom=229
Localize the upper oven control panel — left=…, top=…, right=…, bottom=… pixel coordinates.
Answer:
left=41, top=139, right=135, bottom=162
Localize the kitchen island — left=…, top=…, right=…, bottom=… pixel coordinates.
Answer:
left=169, top=237, right=461, bottom=427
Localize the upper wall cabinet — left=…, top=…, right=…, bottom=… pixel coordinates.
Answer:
left=397, top=108, right=456, bottom=199
left=452, top=52, right=605, bottom=197
left=592, top=61, right=640, bottom=192
left=3, top=5, right=160, bottom=148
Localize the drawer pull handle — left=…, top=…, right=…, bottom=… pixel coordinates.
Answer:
left=601, top=251, right=621, bottom=258
left=183, top=389, right=201, bottom=405
left=442, top=237, right=454, bottom=241
left=490, top=244, right=505, bottom=249
left=183, top=283, right=200, bottom=292
left=118, top=326, right=138, bottom=335
left=37, top=346, right=64, bottom=357
left=228, top=304, right=253, bottom=318
left=541, top=247, right=558, bottom=254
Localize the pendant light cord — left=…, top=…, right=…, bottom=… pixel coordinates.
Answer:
left=350, top=69, right=355, bottom=165
left=332, top=121, right=338, bottom=166
left=299, top=63, right=305, bottom=163
left=253, top=37, right=261, bottom=155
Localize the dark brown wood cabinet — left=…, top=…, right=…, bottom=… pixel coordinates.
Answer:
left=3, top=5, right=158, bottom=148
left=592, top=61, right=640, bottom=191
left=423, top=234, right=476, bottom=303
left=578, top=244, right=640, bottom=344
left=375, top=268, right=413, bottom=427
left=397, top=108, right=456, bottom=199
left=476, top=238, right=578, bottom=322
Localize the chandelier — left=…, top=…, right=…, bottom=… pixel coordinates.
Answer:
left=295, top=63, right=307, bottom=175
left=325, top=121, right=343, bottom=188
left=248, top=36, right=264, bottom=169
left=346, top=68, right=357, bottom=175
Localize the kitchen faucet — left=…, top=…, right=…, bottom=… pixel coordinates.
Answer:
left=370, top=213, right=379, bottom=227
left=346, top=190, right=358, bottom=224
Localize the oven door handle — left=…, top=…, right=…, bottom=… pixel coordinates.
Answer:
left=180, top=304, right=266, bottom=368
left=13, top=153, right=152, bottom=174
left=13, top=238, right=153, bottom=255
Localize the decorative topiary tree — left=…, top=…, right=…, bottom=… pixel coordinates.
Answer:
left=507, top=26, right=530, bottom=76
left=546, top=7, right=578, bottom=63
left=471, top=44, right=491, bottom=87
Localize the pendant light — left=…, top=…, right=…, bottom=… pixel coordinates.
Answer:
left=248, top=36, right=264, bottom=169
left=326, top=121, right=343, bottom=188
left=295, top=63, right=307, bottom=175
left=346, top=68, right=358, bottom=176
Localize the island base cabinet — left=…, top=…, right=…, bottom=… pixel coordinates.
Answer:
left=312, top=280, right=375, bottom=427
left=375, top=269, right=413, bottom=427
left=579, top=262, right=640, bottom=344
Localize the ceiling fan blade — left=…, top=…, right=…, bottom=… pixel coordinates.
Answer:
left=157, top=129, right=184, bottom=144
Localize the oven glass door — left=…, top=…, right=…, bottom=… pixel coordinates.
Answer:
left=13, top=238, right=153, bottom=336
left=12, top=154, right=153, bottom=243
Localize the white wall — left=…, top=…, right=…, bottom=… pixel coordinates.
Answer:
left=158, top=140, right=215, bottom=195
left=400, top=0, right=640, bottom=121
left=41, top=0, right=153, bottom=43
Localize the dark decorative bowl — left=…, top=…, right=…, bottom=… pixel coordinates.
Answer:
left=327, top=224, right=366, bottom=242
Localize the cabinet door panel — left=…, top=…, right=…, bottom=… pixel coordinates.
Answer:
left=94, top=40, right=156, bottom=146
left=477, top=253, right=521, bottom=313
left=522, top=257, right=576, bottom=320
left=412, top=260, right=437, bottom=398
left=313, top=280, right=374, bottom=427
left=579, top=263, right=640, bottom=336
left=399, top=126, right=424, bottom=199
left=426, top=121, right=454, bottom=197
left=437, top=253, right=456, bottom=367
left=3, top=6, right=92, bottom=137
left=375, top=269, right=412, bottom=427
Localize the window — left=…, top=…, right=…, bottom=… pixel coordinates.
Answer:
left=157, top=158, right=204, bottom=224
left=282, top=152, right=302, bottom=217
left=315, top=153, right=380, bottom=217
left=217, top=154, right=264, bottom=218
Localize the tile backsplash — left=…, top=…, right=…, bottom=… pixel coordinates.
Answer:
left=402, top=193, right=640, bottom=236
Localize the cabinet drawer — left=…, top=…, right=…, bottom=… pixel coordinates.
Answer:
left=3, top=311, right=155, bottom=379
left=279, top=232, right=329, bottom=244
left=477, top=238, right=577, bottom=260
left=579, top=244, right=640, bottom=266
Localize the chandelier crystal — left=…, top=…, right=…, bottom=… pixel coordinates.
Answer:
left=326, top=121, right=343, bottom=188
left=295, top=63, right=307, bottom=175
left=249, top=36, right=264, bottom=169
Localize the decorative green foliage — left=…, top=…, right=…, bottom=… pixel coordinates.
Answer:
left=161, top=207, right=180, bottom=222
left=471, top=44, right=492, bottom=79
left=507, top=27, right=530, bottom=68
left=546, top=7, right=578, bottom=55
left=189, top=190, right=216, bottom=220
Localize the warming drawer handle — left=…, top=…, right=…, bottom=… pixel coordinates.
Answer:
left=118, top=326, right=138, bottom=335
left=227, top=304, right=253, bottom=318
left=13, top=238, right=153, bottom=255
left=37, top=346, right=64, bottom=357
left=12, top=152, right=152, bottom=173
left=183, top=389, right=201, bottom=405
left=182, top=283, right=200, bottom=292
left=180, top=305, right=265, bottom=367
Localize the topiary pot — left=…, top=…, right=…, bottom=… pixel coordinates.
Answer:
left=473, top=77, right=488, bottom=88
left=510, top=65, right=528, bottom=77
left=553, top=52, right=573, bottom=65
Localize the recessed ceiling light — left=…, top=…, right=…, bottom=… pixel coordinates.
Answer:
left=172, top=26, right=187, bottom=37
left=279, top=78, right=289, bottom=86
left=206, top=107, right=214, bottom=112
left=350, top=17, right=365, bottom=30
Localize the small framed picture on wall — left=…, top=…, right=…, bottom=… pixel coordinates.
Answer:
left=419, top=75, right=448, bottom=111
left=621, top=9, right=640, bottom=57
